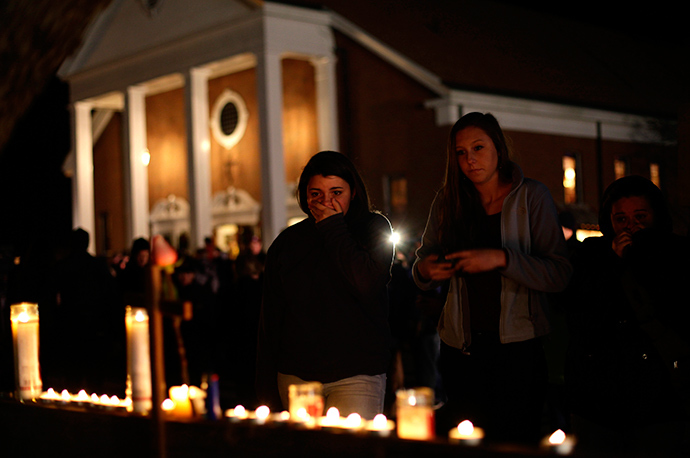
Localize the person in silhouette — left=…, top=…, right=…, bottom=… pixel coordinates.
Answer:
left=565, top=175, right=690, bottom=453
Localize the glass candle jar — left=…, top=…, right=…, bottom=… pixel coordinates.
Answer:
left=288, top=382, right=324, bottom=426
left=396, top=387, right=435, bottom=440
left=11, top=303, right=42, bottom=402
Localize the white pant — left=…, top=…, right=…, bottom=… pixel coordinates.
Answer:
left=277, top=372, right=386, bottom=420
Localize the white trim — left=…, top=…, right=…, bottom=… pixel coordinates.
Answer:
left=329, top=12, right=447, bottom=96
left=325, top=8, right=668, bottom=144
left=426, top=91, right=667, bottom=143
left=210, top=89, right=249, bottom=150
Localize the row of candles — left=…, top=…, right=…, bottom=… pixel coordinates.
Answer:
left=10, top=301, right=575, bottom=454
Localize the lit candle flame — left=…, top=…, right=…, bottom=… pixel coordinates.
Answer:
left=372, top=414, right=388, bottom=430
left=135, top=310, right=146, bottom=322
left=18, top=311, right=29, bottom=323
left=161, top=399, right=175, bottom=411
left=255, top=405, right=270, bottom=421
left=549, top=429, right=566, bottom=445
left=40, top=388, right=60, bottom=401
left=61, top=390, right=71, bottom=402
left=344, top=413, right=362, bottom=428
left=234, top=405, right=247, bottom=418
left=295, top=407, right=309, bottom=421
left=326, top=407, right=340, bottom=422
left=458, top=420, right=474, bottom=436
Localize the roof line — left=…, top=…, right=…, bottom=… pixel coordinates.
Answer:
left=327, top=10, right=448, bottom=97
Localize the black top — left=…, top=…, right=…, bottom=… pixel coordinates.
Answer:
left=565, top=229, right=690, bottom=426
left=257, top=212, right=394, bottom=405
left=466, top=212, right=502, bottom=338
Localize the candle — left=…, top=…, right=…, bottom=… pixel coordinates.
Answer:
left=269, top=410, right=290, bottom=426
left=169, top=385, right=193, bottom=418
left=125, top=306, right=152, bottom=414
left=342, top=413, right=364, bottom=432
left=255, top=405, right=271, bottom=424
left=541, top=429, right=576, bottom=455
left=318, top=407, right=342, bottom=429
left=449, top=420, right=485, bottom=446
left=120, top=397, right=132, bottom=410
left=161, top=398, right=175, bottom=413
left=288, top=382, right=323, bottom=428
left=366, top=414, right=395, bottom=437
left=10, top=303, right=42, bottom=401
left=396, top=387, right=435, bottom=440
left=226, top=405, right=248, bottom=422
left=188, top=385, right=206, bottom=417
left=39, top=388, right=60, bottom=404
left=73, top=389, right=90, bottom=406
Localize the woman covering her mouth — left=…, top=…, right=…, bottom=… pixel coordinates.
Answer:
left=256, top=150, right=394, bottom=420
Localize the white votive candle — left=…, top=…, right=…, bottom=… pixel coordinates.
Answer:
left=449, top=420, right=484, bottom=446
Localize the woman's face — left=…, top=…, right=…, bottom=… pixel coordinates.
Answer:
left=455, top=126, right=500, bottom=186
left=306, top=174, right=353, bottom=216
left=610, top=195, right=655, bottom=236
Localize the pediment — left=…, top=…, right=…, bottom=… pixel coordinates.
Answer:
left=60, top=0, right=257, bottom=78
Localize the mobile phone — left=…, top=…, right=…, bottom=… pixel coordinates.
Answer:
left=435, top=254, right=457, bottom=267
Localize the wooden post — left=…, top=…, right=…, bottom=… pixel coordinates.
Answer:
left=147, top=264, right=166, bottom=458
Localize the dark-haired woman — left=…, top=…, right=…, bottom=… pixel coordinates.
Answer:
left=256, top=151, right=394, bottom=419
left=565, top=175, right=690, bottom=453
left=413, top=112, right=572, bottom=444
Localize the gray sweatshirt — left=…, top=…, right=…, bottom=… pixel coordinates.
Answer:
left=413, top=163, right=572, bottom=350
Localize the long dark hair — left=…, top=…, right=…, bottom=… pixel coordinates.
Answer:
left=297, top=151, right=373, bottom=224
left=437, top=112, right=513, bottom=251
left=598, top=175, right=672, bottom=239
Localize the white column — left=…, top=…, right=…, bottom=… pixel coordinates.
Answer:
left=185, top=67, right=213, bottom=251
left=71, top=101, right=96, bottom=254
left=311, top=55, right=339, bottom=152
left=256, top=49, right=287, bottom=245
left=424, top=98, right=461, bottom=126
left=124, top=86, right=150, bottom=242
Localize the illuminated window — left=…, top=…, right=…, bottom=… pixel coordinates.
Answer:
left=390, top=177, right=408, bottom=212
left=383, top=175, right=408, bottom=214
left=562, top=156, right=577, bottom=204
left=614, top=158, right=628, bottom=180
left=650, top=163, right=661, bottom=188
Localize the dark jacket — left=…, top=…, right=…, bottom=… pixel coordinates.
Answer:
left=565, top=229, right=690, bottom=427
left=256, top=212, right=394, bottom=408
